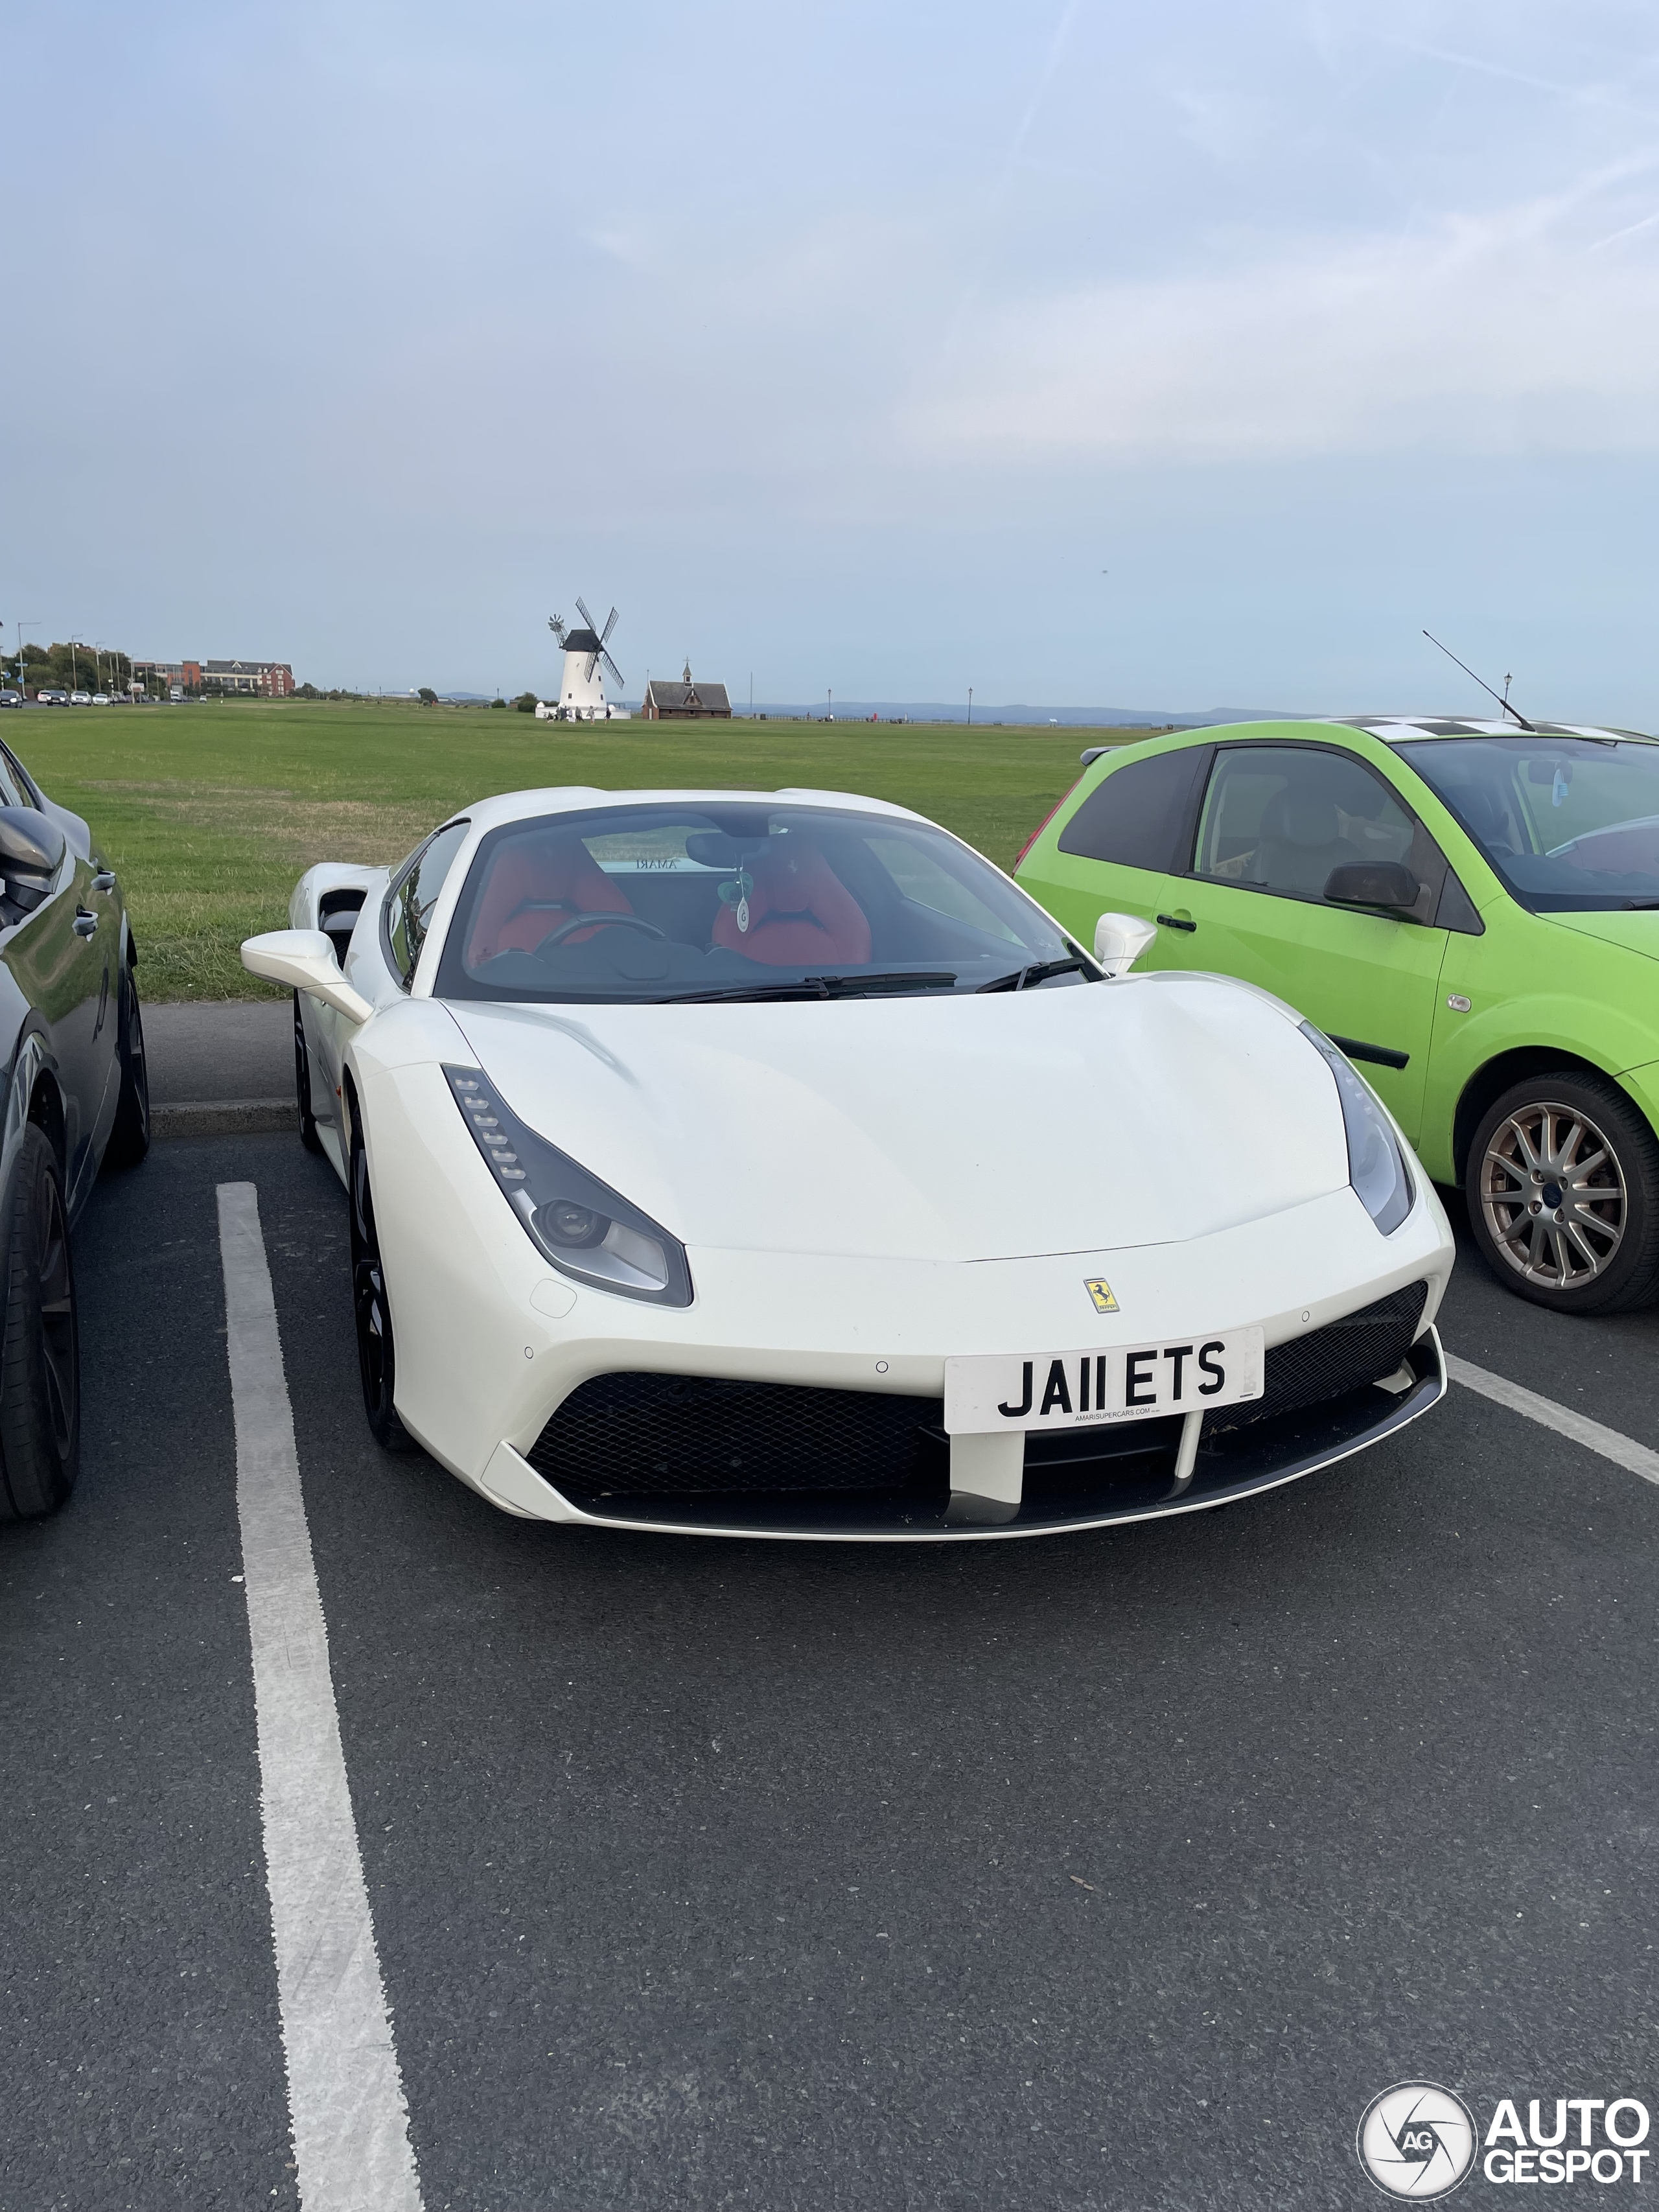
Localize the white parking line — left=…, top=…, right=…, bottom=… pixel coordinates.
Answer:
left=218, top=1182, right=424, bottom=2212
left=1448, top=1351, right=1659, bottom=1488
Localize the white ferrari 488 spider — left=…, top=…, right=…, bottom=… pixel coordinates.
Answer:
left=242, top=785, right=1453, bottom=1541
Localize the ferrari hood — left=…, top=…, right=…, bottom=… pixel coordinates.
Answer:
left=446, top=976, right=1352, bottom=1263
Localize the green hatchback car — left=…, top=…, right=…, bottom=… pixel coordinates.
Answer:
left=1015, top=714, right=1659, bottom=1316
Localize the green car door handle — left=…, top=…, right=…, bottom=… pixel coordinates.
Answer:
left=91, top=871, right=117, bottom=894
left=1156, top=913, right=1197, bottom=933
left=72, top=907, right=98, bottom=937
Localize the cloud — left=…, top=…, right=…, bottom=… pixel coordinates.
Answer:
left=908, top=194, right=1659, bottom=465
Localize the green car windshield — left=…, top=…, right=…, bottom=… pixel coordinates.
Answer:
left=1398, top=734, right=1659, bottom=912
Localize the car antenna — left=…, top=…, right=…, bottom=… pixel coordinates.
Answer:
left=1421, top=629, right=1536, bottom=731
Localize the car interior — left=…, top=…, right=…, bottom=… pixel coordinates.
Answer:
left=1198, top=752, right=1417, bottom=894
left=1400, top=738, right=1659, bottom=907
left=440, top=806, right=1066, bottom=1001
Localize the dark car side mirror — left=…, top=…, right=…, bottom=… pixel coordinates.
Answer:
left=0, top=808, right=66, bottom=916
left=1324, top=860, right=1419, bottom=911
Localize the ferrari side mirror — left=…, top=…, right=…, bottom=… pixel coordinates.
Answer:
left=1093, top=911, right=1158, bottom=977
left=242, top=928, right=374, bottom=1025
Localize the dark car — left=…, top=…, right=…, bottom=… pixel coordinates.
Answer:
left=0, top=737, right=147, bottom=1520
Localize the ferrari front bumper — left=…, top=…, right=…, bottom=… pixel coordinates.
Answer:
left=365, top=1056, right=1455, bottom=1541
left=472, top=1313, right=1446, bottom=1544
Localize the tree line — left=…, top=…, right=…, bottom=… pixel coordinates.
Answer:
left=10, top=642, right=143, bottom=694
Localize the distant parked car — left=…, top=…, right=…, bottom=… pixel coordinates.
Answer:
left=68, top=692, right=91, bottom=707
left=91, top=693, right=110, bottom=706
left=0, top=737, right=148, bottom=1521
left=0, top=692, right=20, bottom=710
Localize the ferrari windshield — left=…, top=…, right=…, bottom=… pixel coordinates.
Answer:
left=1398, top=734, right=1659, bottom=911
left=434, top=801, right=1080, bottom=1004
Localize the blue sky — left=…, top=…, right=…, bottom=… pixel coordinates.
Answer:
left=8, top=1, right=1659, bottom=717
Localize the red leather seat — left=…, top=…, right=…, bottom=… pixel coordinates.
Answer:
left=467, top=833, right=632, bottom=963
left=710, top=841, right=872, bottom=966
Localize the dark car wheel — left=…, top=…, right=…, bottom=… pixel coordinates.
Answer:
left=0, top=1127, right=80, bottom=1519
left=294, top=994, right=323, bottom=1155
left=1466, top=1069, right=1659, bottom=1314
left=104, top=959, right=150, bottom=1169
left=349, top=1110, right=412, bottom=1451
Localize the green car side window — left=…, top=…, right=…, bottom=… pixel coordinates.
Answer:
left=1190, top=745, right=1449, bottom=926
left=1056, top=745, right=1212, bottom=872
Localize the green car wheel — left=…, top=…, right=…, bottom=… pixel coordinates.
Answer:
left=1467, top=1070, right=1659, bottom=1314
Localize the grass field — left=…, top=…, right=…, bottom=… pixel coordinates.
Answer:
left=8, top=699, right=1149, bottom=1001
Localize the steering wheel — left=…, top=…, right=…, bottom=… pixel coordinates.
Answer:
left=535, top=912, right=667, bottom=949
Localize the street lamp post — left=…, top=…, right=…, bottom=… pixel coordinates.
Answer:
left=968, top=686, right=973, bottom=727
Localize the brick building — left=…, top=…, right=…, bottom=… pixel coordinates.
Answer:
left=133, top=658, right=294, bottom=697
left=200, top=658, right=295, bottom=697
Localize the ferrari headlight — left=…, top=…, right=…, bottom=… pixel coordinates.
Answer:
left=1299, top=1023, right=1413, bottom=1236
left=445, top=1064, right=693, bottom=1305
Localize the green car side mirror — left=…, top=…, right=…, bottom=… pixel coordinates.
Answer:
left=1324, top=861, right=1419, bottom=911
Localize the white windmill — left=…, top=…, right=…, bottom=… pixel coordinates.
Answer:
left=542, top=598, right=630, bottom=721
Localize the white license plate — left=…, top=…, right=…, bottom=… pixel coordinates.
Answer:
left=944, top=1329, right=1265, bottom=1436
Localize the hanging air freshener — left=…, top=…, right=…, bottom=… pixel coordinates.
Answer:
left=719, top=870, right=754, bottom=934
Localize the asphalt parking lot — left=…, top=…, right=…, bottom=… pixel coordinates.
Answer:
left=4, top=1115, right=1658, bottom=2210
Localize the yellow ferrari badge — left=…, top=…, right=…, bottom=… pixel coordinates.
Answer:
left=1084, top=1277, right=1119, bottom=1314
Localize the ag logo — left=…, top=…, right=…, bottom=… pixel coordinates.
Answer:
left=1083, top=1277, right=1119, bottom=1314
left=1356, top=2082, right=1477, bottom=2200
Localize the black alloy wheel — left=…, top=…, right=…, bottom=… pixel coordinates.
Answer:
left=294, top=994, right=323, bottom=1155
left=0, top=1126, right=80, bottom=1519
left=104, top=959, right=150, bottom=1169
left=1466, top=1068, right=1659, bottom=1314
left=348, top=1109, right=412, bottom=1450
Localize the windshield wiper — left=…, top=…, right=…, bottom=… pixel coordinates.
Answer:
left=1627, top=898, right=1659, bottom=909
left=976, top=955, right=1096, bottom=993
left=663, top=971, right=961, bottom=1005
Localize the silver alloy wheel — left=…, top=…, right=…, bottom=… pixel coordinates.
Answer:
left=1479, top=1098, right=1627, bottom=1291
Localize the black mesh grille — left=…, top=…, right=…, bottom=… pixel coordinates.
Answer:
left=1204, top=1279, right=1428, bottom=1438
left=529, top=1280, right=1430, bottom=1504
left=526, top=1372, right=946, bottom=1499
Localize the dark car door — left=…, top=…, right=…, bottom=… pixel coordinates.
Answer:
left=0, top=758, right=114, bottom=1205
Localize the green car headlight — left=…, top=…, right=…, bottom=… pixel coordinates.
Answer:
left=445, top=1064, right=693, bottom=1305
left=1300, top=1023, right=1413, bottom=1236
